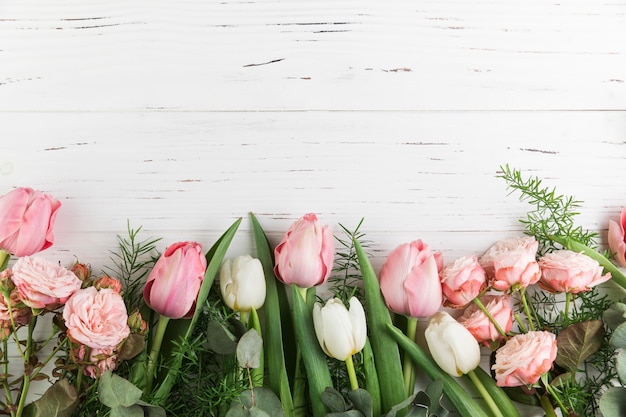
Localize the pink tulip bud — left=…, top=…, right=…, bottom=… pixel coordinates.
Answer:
left=274, top=213, right=335, bottom=288
left=143, top=241, right=207, bottom=319
left=0, top=187, right=61, bottom=257
left=608, top=207, right=626, bottom=268
left=379, top=240, right=443, bottom=318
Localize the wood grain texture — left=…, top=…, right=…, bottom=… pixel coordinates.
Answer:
left=1, top=0, right=625, bottom=415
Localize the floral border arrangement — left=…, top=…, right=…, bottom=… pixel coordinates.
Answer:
left=2, top=165, right=626, bottom=417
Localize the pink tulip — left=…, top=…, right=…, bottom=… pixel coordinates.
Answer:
left=492, top=331, right=557, bottom=387
left=440, top=255, right=487, bottom=308
left=0, top=187, right=61, bottom=257
left=608, top=207, right=626, bottom=268
left=143, top=241, right=207, bottom=319
left=457, top=294, right=513, bottom=346
left=379, top=240, right=443, bottom=318
left=479, top=236, right=541, bottom=292
left=538, top=250, right=611, bottom=294
left=274, top=213, right=334, bottom=288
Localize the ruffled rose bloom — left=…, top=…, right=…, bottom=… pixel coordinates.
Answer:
left=0, top=270, right=33, bottom=339
left=78, top=345, right=119, bottom=378
left=379, top=240, right=443, bottom=318
left=11, top=256, right=82, bottom=309
left=492, top=331, right=557, bottom=387
left=479, top=236, right=540, bottom=292
left=457, top=294, right=513, bottom=346
left=64, top=287, right=130, bottom=350
left=440, top=255, right=487, bottom=308
left=538, top=250, right=611, bottom=294
left=608, top=207, right=626, bottom=268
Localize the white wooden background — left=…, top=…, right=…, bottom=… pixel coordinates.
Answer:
left=1, top=0, right=625, bottom=415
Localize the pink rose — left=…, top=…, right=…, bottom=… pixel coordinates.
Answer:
left=64, top=287, right=130, bottom=350
left=77, top=345, right=119, bottom=378
left=379, top=240, right=443, bottom=318
left=143, top=241, right=207, bottom=319
left=11, top=256, right=82, bottom=309
left=440, top=255, right=487, bottom=308
left=0, top=270, right=32, bottom=339
left=274, top=213, right=335, bottom=288
left=479, top=236, right=540, bottom=292
left=492, top=331, right=557, bottom=387
left=457, top=294, right=513, bottom=346
left=538, top=250, right=611, bottom=294
left=0, top=187, right=61, bottom=257
left=95, top=275, right=123, bottom=293
left=608, top=207, right=626, bottom=268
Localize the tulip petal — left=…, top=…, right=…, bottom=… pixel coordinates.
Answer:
left=404, top=256, right=443, bottom=318
left=321, top=300, right=354, bottom=360
left=348, top=297, right=367, bottom=354
left=608, top=219, right=626, bottom=268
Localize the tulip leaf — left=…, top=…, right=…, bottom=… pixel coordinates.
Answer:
left=599, top=386, right=626, bottom=417
left=21, top=378, right=78, bottom=417
left=354, top=239, right=407, bottom=416
left=469, top=366, right=521, bottom=417
left=556, top=320, right=604, bottom=372
left=204, top=320, right=238, bottom=355
left=237, top=329, right=263, bottom=369
left=603, top=301, right=626, bottom=331
left=362, top=339, right=381, bottom=417
left=250, top=212, right=295, bottom=417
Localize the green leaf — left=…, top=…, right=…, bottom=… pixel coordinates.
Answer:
left=555, top=320, right=604, bottom=372
left=250, top=213, right=295, bottom=417
left=118, top=333, right=146, bottom=362
left=110, top=405, right=145, bottom=417
left=326, top=411, right=365, bottom=417
left=321, top=387, right=348, bottom=412
left=136, top=400, right=167, bottom=417
left=237, top=329, right=263, bottom=369
left=603, top=301, right=626, bottom=331
left=470, top=366, right=521, bottom=417
left=348, top=389, right=374, bottom=417
left=204, top=320, right=238, bottom=354
left=600, top=386, right=626, bottom=417
left=99, top=370, right=143, bottom=408
left=22, top=379, right=78, bottom=417
left=420, top=379, right=449, bottom=417
left=616, top=350, right=626, bottom=384
left=611, top=321, right=626, bottom=349
left=361, top=339, right=381, bottom=417
left=383, top=393, right=417, bottom=417
left=226, top=387, right=286, bottom=417
left=354, top=239, right=406, bottom=416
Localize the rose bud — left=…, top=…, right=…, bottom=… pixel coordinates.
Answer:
left=492, top=331, right=557, bottom=387
left=143, top=242, right=207, bottom=319
left=379, top=240, right=443, bottom=318
left=0, top=187, right=61, bottom=257
left=71, top=262, right=92, bottom=282
left=608, top=207, right=626, bottom=268
left=220, top=255, right=266, bottom=312
left=274, top=213, right=334, bottom=288
left=312, top=297, right=366, bottom=361
left=440, top=255, right=487, bottom=308
left=479, top=236, right=541, bottom=292
left=425, top=311, right=481, bottom=376
left=538, top=249, right=611, bottom=294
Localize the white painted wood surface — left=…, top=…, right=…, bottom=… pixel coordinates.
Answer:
left=1, top=0, right=625, bottom=415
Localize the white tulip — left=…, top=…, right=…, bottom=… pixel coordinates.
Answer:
left=220, top=255, right=266, bottom=312
left=312, top=297, right=367, bottom=361
left=425, top=311, right=481, bottom=377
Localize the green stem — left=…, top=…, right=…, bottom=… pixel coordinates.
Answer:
left=473, top=297, right=507, bottom=337
left=539, top=393, right=558, bottom=417
left=563, top=292, right=572, bottom=327
left=2, top=339, right=14, bottom=416
left=402, top=317, right=417, bottom=396
left=519, top=289, right=535, bottom=331
left=513, top=313, right=528, bottom=334
left=545, top=382, right=568, bottom=415
left=345, top=355, right=359, bottom=391
left=467, top=370, right=504, bottom=417
left=15, top=374, right=29, bottom=417
left=144, top=314, right=170, bottom=396
left=0, top=249, right=9, bottom=271
left=248, top=307, right=264, bottom=387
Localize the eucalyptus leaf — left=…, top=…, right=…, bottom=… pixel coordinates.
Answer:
left=326, top=411, right=365, bottom=417
left=603, top=301, right=626, bottom=330
left=99, top=370, right=143, bottom=408
left=383, top=393, right=417, bottom=417
left=237, top=328, right=263, bottom=368
left=422, top=379, right=448, bottom=417
left=616, top=350, right=626, bottom=384
left=22, top=379, right=78, bottom=417
left=110, top=405, right=145, bottom=417
left=227, top=387, right=285, bottom=417
left=348, top=389, right=373, bottom=417
left=555, top=320, right=604, bottom=372
left=205, top=320, right=238, bottom=355
left=321, top=387, right=347, bottom=412
left=248, top=406, right=271, bottom=417
left=610, top=321, right=626, bottom=349
left=599, top=386, right=626, bottom=417
left=136, top=400, right=167, bottom=417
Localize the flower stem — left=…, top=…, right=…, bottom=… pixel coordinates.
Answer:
left=519, top=289, right=536, bottom=331
left=402, top=317, right=417, bottom=396
left=2, top=339, right=14, bottom=416
left=467, top=369, right=505, bottom=417
left=15, top=375, right=29, bottom=417
left=346, top=354, right=359, bottom=391
left=539, top=393, right=558, bottom=417
left=144, top=314, right=170, bottom=396
left=563, top=292, right=572, bottom=327
left=472, top=297, right=507, bottom=338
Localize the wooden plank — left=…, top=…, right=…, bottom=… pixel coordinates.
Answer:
left=1, top=0, right=624, bottom=111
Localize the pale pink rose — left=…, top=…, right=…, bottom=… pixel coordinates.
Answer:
left=440, top=255, right=487, bottom=308
left=0, top=270, right=32, bottom=338
left=492, top=331, right=557, bottom=387
left=379, top=240, right=443, bottom=318
left=274, top=213, right=335, bottom=288
left=479, top=236, right=540, bottom=292
left=0, top=187, right=61, bottom=257
left=64, top=287, right=130, bottom=350
left=538, top=250, right=611, bottom=294
left=77, top=345, right=119, bottom=378
left=608, top=207, right=626, bottom=268
left=457, top=294, right=513, bottom=346
left=11, top=256, right=82, bottom=309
